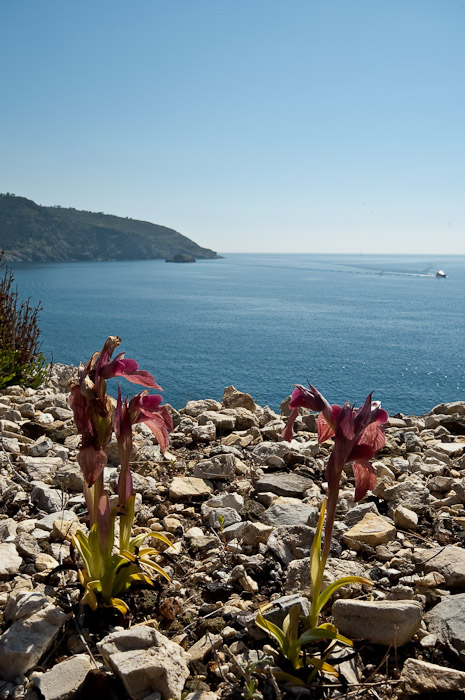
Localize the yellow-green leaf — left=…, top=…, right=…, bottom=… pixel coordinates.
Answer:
left=108, top=597, right=129, bottom=615
left=316, top=576, right=373, bottom=612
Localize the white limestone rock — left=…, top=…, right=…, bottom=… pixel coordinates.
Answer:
left=420, top=545, right=465, bottom=590
left=30, top=654, right=92, bottom=700
left=332, top=599, right=422, bottom=647
left=0, top=590, right=66, bottom=681
left=98, top=626, right=189, bottom=700
left=394, top=505, right=419, bottom=530
left=193, top=453, right=236, bottom=480
left=400, top=658, right=465, bottom=694
left=0, top=542, right=23, bottom=577
left=183, top=399, right=222, bottom=416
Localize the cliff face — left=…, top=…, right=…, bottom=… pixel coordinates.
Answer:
left=0, top=194, right=221, bottom=262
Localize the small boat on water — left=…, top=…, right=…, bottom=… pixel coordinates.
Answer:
left=436, top=270, right=447, bottom=278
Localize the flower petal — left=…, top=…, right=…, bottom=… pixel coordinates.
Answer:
left=289, top=384, right=329, bottom=413
left=78, top=446, right=108, bottom=487
left=358, top=422, right=386, bottom=453
left=336, top=401, right=356, bottom=441
left=317, top=413, right=335, bottom=443
left=101, top=357, right=162, bottom=389
left=140, top=414, right=171, bottom=453
left=282, top=408, right=299, bottom=442
left=353, top=460, right=377, bottom=501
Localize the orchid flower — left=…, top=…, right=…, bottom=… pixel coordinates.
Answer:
left=69, top=336, right=166, bottom=490
left=282, top=383, right=388, bottom=560
left=69, top=337, right=174, bottom=613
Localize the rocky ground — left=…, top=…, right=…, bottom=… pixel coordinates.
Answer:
left=2, top=366, right=465, bottom=700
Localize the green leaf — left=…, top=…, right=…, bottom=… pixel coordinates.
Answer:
left=130, top=530, right=175, bottom=551
left=138, top=557, right=171, bottom=582
left=272, top=670, right=308, bottom=687
left=316, top=576, right=373, bottom=612
left=310, top=498, right=326, bottom=593
left=297, top=626, right=352, bottom=647
left=255, top=611, right=288, bottom=654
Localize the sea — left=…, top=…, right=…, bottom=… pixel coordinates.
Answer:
left=8, top=253, right=465, bottom=416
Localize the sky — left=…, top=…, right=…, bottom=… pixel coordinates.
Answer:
left=1, top=1, right=464, bottom=254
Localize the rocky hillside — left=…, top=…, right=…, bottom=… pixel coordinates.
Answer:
left=2, top=369, right=465, bottom=698
left=0, top=194, right=221, bottom=262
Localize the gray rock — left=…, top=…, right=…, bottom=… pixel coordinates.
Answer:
left=254, top=472, right=314, bottom=498
left=17, top=456, right=64, bottom=483
left=404, top=431, right=424, bottom=453
left=191, top=421, right=217, bottom=442
left=332, top=599, right=422, bottom=647
left=15, top=532, right=41, bottom=559
left=0, top=517, right=17, bottom=541
left=248, top=593, right=310, bottom=639
left=49, top=406, right=74, bottom=421
left=197, top=411, right=236, bottom=431
left=35, top=509, right=79, bottom=533
left=193, top=454, right=236, bottom=480
left=433, top=442, right=465, bottom=458
left=344, top=502, right=380, bottom=527
left=203, top=492, right=244, bottom=512
left=262, top=501, right=318, bottom=528
left=184, top=399, right=222, bottom=416
left=394, top=505, right=419, bottom=530
left=28, top=436, right=54, bottom=457
left=98, top=626, right=190, bottom=700
left=0, top=591, right=66, bottom=681
left=250, top=442, right=293, bottom=465
left=400, top=658, right=465, bottom=694
left=222, top=407, right=259, bottom=429
left=31, top=481, right=67, bottom=512
left=202, top=506, right=242, bottom=529
left=424, top=593, right=465, bottom=660
left=1, top=436, right=20, bottom=453
left=19, top=401, right=36, bottom=419
left=267, top=525, right=315, bottom=564
left=260, top=419, right=286, bottom=440
left=2, top=408, right=22, bottom=422
left=382, top=477, right=432, bottom=513
left=30, top=654, right=92, bottom=700
left=55, top=463, right=84, bottom=492
left=420, top=545, right=465, bottom=589
left=431, top=401, right=465, bottom=416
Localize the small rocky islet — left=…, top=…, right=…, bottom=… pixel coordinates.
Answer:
left=2, top=366, right=465, bottom=699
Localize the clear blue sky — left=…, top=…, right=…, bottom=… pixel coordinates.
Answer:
left=1, top=1, right=464, bottom=253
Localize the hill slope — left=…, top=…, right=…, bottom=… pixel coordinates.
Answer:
left=0, top=194, right=220, bottom=262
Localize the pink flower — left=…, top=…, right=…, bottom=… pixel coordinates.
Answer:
left=318, top=393, right=388, bottom=502
left=115, top=388, right=173, bottom=506
left=282, top=384, right=333, bottom=442
left=283, top=384, right=388, bottom=502
left=282, top=382, right=388, bottom=561
left=69, top=336, right=169, bottom=489
left=127, top=391, right=173, bottom=453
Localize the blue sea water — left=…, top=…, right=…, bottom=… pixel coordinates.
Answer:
left=9, top=254, right=465, bottom=416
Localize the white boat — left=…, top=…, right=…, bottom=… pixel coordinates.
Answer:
left=436, top=270, right=447, bottom=278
